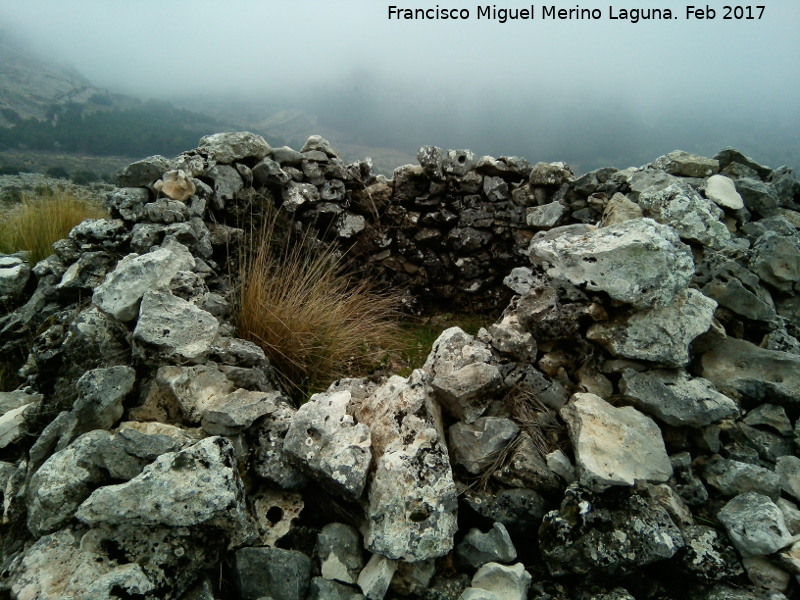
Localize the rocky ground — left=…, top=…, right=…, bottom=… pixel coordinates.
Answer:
left=0, top=132, right=799, bottom=600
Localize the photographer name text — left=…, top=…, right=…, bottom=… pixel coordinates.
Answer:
left=386, top=4, right=766, bottom=23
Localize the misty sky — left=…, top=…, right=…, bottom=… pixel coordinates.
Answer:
left=2, top=0, right=799, bottom=170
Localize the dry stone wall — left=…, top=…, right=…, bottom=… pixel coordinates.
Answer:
left=1, top=132, right=800, bottom=600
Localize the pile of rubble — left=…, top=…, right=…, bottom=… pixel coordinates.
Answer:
left=0, top=132, right=799, bottom=600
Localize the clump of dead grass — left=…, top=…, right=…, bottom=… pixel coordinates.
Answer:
left=507, top=383, right=568, bottom=455
left=235, top=212, right=402, bottom=401
left=0, top=190, right=106, bottom=264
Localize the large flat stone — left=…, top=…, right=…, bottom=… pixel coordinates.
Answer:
left=560, top=393, right=672, bottom=491
left=700, top=337, right=800, bottom=406
left=132, top=290, right=219, bottom=363
left=92, top=244, right=194, bottom=322
left=587, top=288, right=717, bottom=367
left=528, top=218, right=694, bottom=309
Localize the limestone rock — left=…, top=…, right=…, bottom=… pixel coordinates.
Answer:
left=92, top=244, right=195, bottom=322
left=750, top=232, right=800, bottom=293
left=27, top=430, right=115, bottom=537
left=443, top=149, right=477, bottom=177
left=57, top=251, right=116, bottom=291
left=619, top=369, right=739, bottom=427
left=252, top=156, right=291, bottom=186
left=318, top=522, right=365, bottom=585
left=308, top=578, right=366, bottom=600
left=465, top=562, right=531, bottom=600
left=0, top=390, right=40, bottom=449
left=600, top=193, right=643, bottom=226
left=695, top=251, right=776, bottom=322
left=629, top=168, right=681, bottom=197
left=638, top=182, right=730, bottom=248
left=539, top=486, right=684, bottom=578
left=736, top=177, right=780, bottom=217
left=235, top=547, right=312, bottom=600
left=678, top=525, right=744, bottom=582
left=133, top=364, right=233, bottom=425
left=250, top=488, right=304, bottom=547
left=282, top=181, right=320, bottom=212
left=105, top=187, right=151, bottom=221
left=456, top=522, right=518, bottom=569
left=283, top=389, right=372, bottom=500
left=652, top=150, right=719, bottom=177
left=528, top=218, right=694, bottom=309
left=717, top=493, right=793, bottom=557
left=486, top=311, right=537, bottom=361
left=462, top=489, right=546, bottom=537
left=424, top=327, right=504, bottom=423
left=302, top=134, right=338, bottom=157
left=775, top=456, right=800, bottom=502
left=200, top=388, right=284, bottom=435
left=154, top=169, right=196, bottom=201
left=716, top=147, right=773, bottom=179
left=0, top=254, right=30, bottom=305
left=526, top=201, right=564, bottom=228
left=449, top=417, right=519, bottom=475
left=587, top=288, right=717, bottom=367
left=741, top=555, right=792, bottom=593
left=700, top=337, right=800, bottom=405
left=530, top=161, right=573, bottom=186
left=116, top=154, right=173, bottom=187
left=208, top=164, right=243, bottom=209
left=337, top=212, right=366, bottom=238
left=144, top=197, right=190, bottom=224
left=355, top=372, right=458, bottom=561
left=358, top=553, right=397, bottom=600
left=252, top=400, right=308, bottom=490
left=5, top=528, right=156, bottom=600
left=76, top=436, right=248, bottom=532
left=706, top=174, right=745, bottom=209
left=132, top=290, right=219, bottom=363
left=743, top=404, right=793, bottom=435
left=560, top=393, right=672, bottom=490
left=703, top=455, right=781, bottom=500
left=390, top=560, right=436, bottom=597
left=198, top=131, right=271, bottom=164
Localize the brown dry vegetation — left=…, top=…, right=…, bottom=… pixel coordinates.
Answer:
left=0, top=190, right=106, bottom=264
left=234, top=213, right=403, bottom=401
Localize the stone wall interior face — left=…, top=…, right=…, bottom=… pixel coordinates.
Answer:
left=1, top=134, right=800, bottom=599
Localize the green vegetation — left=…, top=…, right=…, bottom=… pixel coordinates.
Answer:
left=0, top=190, right=107, bottom=264
left=393, top=312, right=490, bottom=376
left=0, top=165, right=23, bottom=175
left=45, top=166, right=69, bottom=179
left=0, top=100, right=230, bottom=158
left=70, top=170, right=98, bottom=185
left=235, top=212, right=402, bottom=402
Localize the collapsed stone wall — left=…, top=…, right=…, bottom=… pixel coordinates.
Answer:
left=1, top=132, right=800, bottom=600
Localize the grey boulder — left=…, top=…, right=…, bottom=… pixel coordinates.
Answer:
left=528, top=218, right=694, bottom=309
left=560, top=393, right=672, bottom=490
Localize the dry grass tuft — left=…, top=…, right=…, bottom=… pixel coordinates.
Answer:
left=507, top=383, right=568, bottom=456
left=235, top=212, right=402, bottom=401
left=0, top=190, right=106, bottom=264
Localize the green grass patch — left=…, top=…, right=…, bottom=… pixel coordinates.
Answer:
left=392, top=312, right=493, bottom=376
left=0, top=190, right=107, bottom=264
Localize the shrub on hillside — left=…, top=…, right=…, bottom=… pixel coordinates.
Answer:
left=45, top=166, right=70, bottom=180
left=71, top=170, right=99, bottom=185
left=0, top=191, right=107, bottom=264
left=235, top=212, right=401, bottom=401
left=0, top=165, right=22, bottom=176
